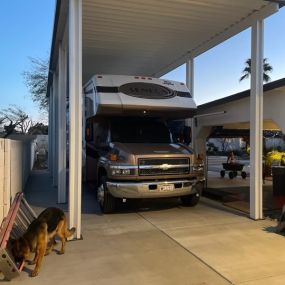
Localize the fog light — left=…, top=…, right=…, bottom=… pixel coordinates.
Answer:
left=122, top=169, right=131, bottom=175
left=111, top=167, right=133, bottom=176
left=111, top=169, right=121, bottom=175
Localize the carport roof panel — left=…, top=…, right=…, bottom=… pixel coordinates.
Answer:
left=81, top=0, right=278, bottom=80
left=50, top=0, right=279, bottom=83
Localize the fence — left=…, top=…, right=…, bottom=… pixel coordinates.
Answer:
left=0, top=137, right=36, bottom=224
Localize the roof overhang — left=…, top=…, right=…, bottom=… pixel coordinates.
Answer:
left=48, top=0, right=279, bottom=90
left=198, top=77, right=285, bottom=112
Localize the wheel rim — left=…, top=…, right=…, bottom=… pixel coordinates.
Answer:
left=97, top=184, right=104, bottom=206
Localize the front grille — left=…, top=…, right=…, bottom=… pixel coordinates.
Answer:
left=139, top=167, right=189, bottom=176
left=139, top=158, right=189, bottom=166
left=138, top=158, right=190, bottom=176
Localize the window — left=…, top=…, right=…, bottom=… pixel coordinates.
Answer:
left=94, top=122, right=109, bottom=147
left=111, top=118, right=170, bottom=143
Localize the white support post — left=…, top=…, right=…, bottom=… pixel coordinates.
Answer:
left=250, top=20, right=264, bottom=220
left=69, top=0, right=82, bottom=239
left=186, top=57, right=195, bottom=150
left=52, top=73, right=58, bottom=187
left=186, top=58, right=194, bottom=96
left=57, top=42, right=67, bottom=203
left=48, top=87, right=53, bottom=175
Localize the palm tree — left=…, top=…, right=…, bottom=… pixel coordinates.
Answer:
left=239, top=58, right=273, bottom=83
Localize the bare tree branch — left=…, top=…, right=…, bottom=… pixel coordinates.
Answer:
left=22, top=56, right=49, bottom=113
left=0, top=105, right=33, bottom=137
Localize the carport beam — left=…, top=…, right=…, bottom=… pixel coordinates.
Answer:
left=186, top=57, right=195, bottom=151
left=68, top=0, right=82, bottom=239
left=186, top=58, right=194, bottom=96
left=250, top=20, right=264, bottom=220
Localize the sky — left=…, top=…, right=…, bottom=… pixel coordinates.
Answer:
left=163, top=6, right=285, bottom=105
left=0, top=0, right=55, bottom=122
left=0, top=1, right=285, bottom=121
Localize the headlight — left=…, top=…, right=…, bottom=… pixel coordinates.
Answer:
left=193, top=164, right=204, bottom=172
left=110, top=166, right=135, bottom=176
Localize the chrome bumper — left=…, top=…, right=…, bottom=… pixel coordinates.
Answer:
left=106, top=179, right=203, bottom=199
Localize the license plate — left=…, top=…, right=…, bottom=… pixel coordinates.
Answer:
left=158, top=184, right=174, bottom=192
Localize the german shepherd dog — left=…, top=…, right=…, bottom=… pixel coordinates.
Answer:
left=11, top=207, right=75, bottom=277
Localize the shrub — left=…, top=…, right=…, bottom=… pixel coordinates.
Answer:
left=265, top=150, right=285, bottom=167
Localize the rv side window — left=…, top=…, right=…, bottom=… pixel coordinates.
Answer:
left=94, top=122, right=109, bottom=147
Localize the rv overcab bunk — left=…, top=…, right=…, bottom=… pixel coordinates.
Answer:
left=84, top=74, right=197, bottom=119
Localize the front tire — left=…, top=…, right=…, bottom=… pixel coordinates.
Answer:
left=181, top=193, right=200, bottom=207
left=97, top=176, right=116, bottom=213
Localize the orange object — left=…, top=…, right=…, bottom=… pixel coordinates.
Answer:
left=110, top=153, right=118, bottom=161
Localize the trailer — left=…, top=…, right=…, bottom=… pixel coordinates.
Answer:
left=220, top=163, right=247, bottom=179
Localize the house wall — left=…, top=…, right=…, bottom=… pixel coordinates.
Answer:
left=194, top=87, right=285, bottom=154
left=196, top=88, right=285, bottom=132
left=35, top=135, right=48, bottom=155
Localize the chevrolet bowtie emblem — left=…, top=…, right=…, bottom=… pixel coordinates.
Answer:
left=160, top=164, right=170, bottom=170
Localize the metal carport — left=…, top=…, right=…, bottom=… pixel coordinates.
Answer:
left=47, top=0, right=282, bottom=238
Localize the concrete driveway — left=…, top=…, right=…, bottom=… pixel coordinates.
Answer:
left=4, top=171, right=285, bottom=285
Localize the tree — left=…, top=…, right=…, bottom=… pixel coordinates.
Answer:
left=0, top=116, right=5, bottom=127
left=28, top=123, right=48, bottom=135
left=23, top=57, right=49, bottom=113
left=239, top=58, right=273, bottom=83
left=0, top=105, right=33, bottom=137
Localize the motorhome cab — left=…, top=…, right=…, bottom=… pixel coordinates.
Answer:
left=84, top=75, right=205, bottom=213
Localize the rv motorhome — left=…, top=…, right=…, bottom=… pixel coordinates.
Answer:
left=84, top=75, right=205, bottom=213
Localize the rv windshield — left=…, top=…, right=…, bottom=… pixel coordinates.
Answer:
left=111, top=118, right=171, bottom=143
